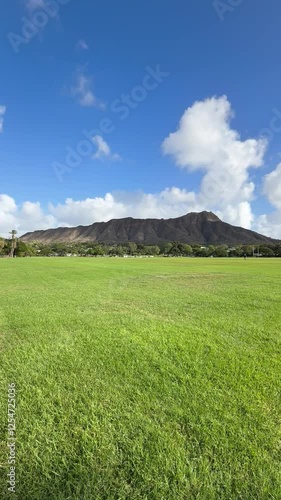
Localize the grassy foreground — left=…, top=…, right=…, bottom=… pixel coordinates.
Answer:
left=0, top=257, right=280, bottom=499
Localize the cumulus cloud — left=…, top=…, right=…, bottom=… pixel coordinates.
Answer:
left=162, top=95, right=268, bottom=229
left=162, top=95, right=266, bottom=172
left=71, top=70, right=104, bottom=108
left=253, top=162, right=281, bottom=238
left=263, top=162, right=281, bottom=210
left=92, top=135, right=121, bottom=161
left=217, top=202, right=255, bottom=230
left=0, top=188, right=203, bottom=237
left=1, top=96, right=279, bottom=238
left=0, top=195, right=56, bottom=238
left=0, top=105, right=6, bottom=133
left=48, top=194, right=126, bottom=227
left=254, top=213, right=281, bottom=239
left=1, top=185, right=280, bottom=239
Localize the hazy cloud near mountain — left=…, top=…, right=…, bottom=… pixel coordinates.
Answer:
left=1, top=190, right=202, bottom=237
left=1, top=183, right=281, bottom=239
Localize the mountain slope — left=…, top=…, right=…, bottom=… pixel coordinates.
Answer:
left=20, top=211, right=279, bottom=245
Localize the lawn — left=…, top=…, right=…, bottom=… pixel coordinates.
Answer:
left=0, top=257, right=280, bottom=499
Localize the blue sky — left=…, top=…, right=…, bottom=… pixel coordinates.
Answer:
left=1, top=0, right=281, bottom=237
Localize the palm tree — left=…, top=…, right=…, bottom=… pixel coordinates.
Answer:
left=9, top=230, right=17, bottom=258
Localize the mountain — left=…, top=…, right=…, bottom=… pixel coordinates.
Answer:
left=20, top=211, right=279, bottom=246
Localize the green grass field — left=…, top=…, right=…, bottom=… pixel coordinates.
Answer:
left=0, top=257, right=280, bottom=499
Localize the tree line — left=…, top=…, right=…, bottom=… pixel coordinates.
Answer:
left=1, top=238, right=281, bottom=257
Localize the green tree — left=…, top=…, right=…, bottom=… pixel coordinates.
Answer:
left=15, top=241, right=35, bottom=257
left=163, top=242, right=173, bottom=255
left=126, top=242, right=137, bottom=255
left=241, top=245, right=253, bottom=257
left=233, top=246, right=243, bottom=257
left=273, top=244, right=281, bottom=257
left=259, top=245, right=274, bottom=257
left=205, top=245, right=215, bottom=257
left=51, top=243, right=69, bottom=256
left=166, top=242, right=189, bottom=256
left=136, top=243, right=145, bottom=255
left=116, top=245, right=125, bottom=257
left=3, top=240, right=11, bottom=256
left=181, top=244, right=193, bottom=256
left=0, top=238, right=4, bottom=255
left=214, top=245, right=228, bottom=257
left=199, top=247, right=210, bottom=257
left=88, top=245, right=105, bottom=256
left=192, top=245, right=204, bottom=257
left=145, top=245, right=160, bottom=256
left=40, top=246, right=53, bottom=256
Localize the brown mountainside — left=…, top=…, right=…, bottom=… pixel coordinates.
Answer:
left=20, top=211, right=279, bottom=246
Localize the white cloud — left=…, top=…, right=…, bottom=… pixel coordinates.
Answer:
left=162, top=95, right=268, bottom=229
left=48, top=188, right=200, bottom=228
left=254, top=212, right=281, bottom=239
left=0, top=195, right=56, bottom=238
left=217, top=202, right=254, bottom=230
left=254, top=213, right=280, bottom=239
left=92, top=135, right=121, bottom=161
left=1, top=96, right=279, bottom=239
left=71, top=70, right=104, bottom=108
left=253, top=162, right=281, bottom=238
left=263, top=162, right=281, bottom=210
left=0, top=189, right=203, bottom=237
left=0, top=194, right=17, bottom=213
left=0, top=105, right=6, bottom=133
left=162, top=96, right=266, bottom=173
left=48, top=194, right=126, bottom=227
left=76, top=39, right=89, bottom=51
left=1, top=185, right=280, bottom=239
